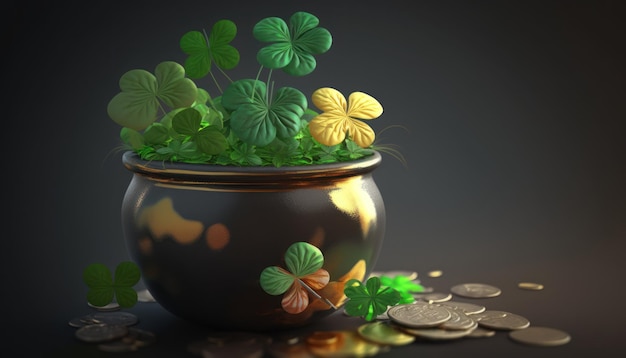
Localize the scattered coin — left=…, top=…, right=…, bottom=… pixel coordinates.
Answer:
left=137, top=288, right=157, bottom=302
left=387, top=302, right=451, bottom=328
left=89, top=311, right=139, bottom=327
left=97, top=328, right=157, bottom=354
left=450, top=283, right=501, bottom=298
left=356, top=321, right=416, bottom=346
left=398, top=325, right=476, bottom=341
left=473, top=310, right=530, bottom=330
left=306, top=331, right=385, bottom=357
left=428, top=270, right=443, bottom=278
left=267, top=339, right=315, bottom=358
left=509, top=326, right=571, bottom=346
left=438, top=300, right=486, bottom=315
left=518, top=282, right=544, bottom=291
left=75, top=323, right=129, bottom=343
left=413, top=292, right=452, bottom=303
left=465, top=326, right=496, bottom=338
left=88, top=302, right=120, bottom=311
left=306, top=331, right=339, bottom=346
left=438, top=306, right=478, bottom=331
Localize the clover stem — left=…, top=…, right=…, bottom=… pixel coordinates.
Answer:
left=297, top=278, right=337, bottom=310
left=265, top=69, right=273, bottom=104
left=208, top=70, right=223, bottom=94
left=251, top=65, right=264, bottom=102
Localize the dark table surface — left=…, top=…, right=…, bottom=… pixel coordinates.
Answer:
left=4, top=0, right=625, bottom=357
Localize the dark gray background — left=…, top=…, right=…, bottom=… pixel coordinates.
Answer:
left=3, top=0, right=625, bottom=356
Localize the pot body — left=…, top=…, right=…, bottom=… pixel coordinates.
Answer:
left=121, top=151, right=386, bottom=331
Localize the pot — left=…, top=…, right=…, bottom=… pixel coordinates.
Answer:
left=121, top=150, right=386, bottom=331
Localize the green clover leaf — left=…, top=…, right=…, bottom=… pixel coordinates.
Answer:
left=379, top=274, right=424, bottom=304
left=221, top=79, right=306, bottom=146
left=171, top=108, right=227, bottom=155
left=180, top=19, right=240, bottom=79
left=83, top=262, right=141, bottom=308
left=253, top=11, right=332, bottom=76
left=107, top=61, right=198, bottom=131
left=344, top=276, right=401, bottom=321
left=259, top=242, right=331, bottom=314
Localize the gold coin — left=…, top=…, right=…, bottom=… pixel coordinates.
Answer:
left=357, top=321, right=416, bottom=346
left=428, top=270, right=443, bottom=278
left=518, top=282, right=544, bottom=290
left=306, top=331, right=339, bottom=346
left=306, top=331, right=382, bottom=357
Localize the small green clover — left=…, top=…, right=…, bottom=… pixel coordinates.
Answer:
left=253, top=11, right=332, bottom=76
left=83, top=262, right=141, bottom=308
left=343, top=276, right=401, bottom=321
left=379, top=274, right=424, bottom=304
left=259, top=242, right=333, bottom=314
left=180, top=19, right=240, bottom=79
left=221, top=79, right=306, bottom=146
left=107, top=61, right=198, bottom=131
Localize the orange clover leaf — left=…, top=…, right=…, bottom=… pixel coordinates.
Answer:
left=308, top=87, right=383, bottom=148
left=259, top=242, right=330, bottom=314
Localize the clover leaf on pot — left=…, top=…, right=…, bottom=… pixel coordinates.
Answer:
left=171, top=107, right=227, bottom=155
left=107, top=61, right=198, bottom=131
left=260, top=242, right=332, bottom=314
left=253, top=11, right=332, bottom=76
left=180, top=19, right=240, bottom=79
left=308, top=87, right=383, bottom=148
left=221, top=79, right=307, bottom=147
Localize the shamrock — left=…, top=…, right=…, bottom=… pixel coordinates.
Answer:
left=308, top=87, right=383, bottom=148
left=170, top=108, right=228, bottom=155
left=253, top=11, right=332, bottom=76
left=221, top=79, right=307, bottom=147
left=180, top=19, right=240, bottom=79
left=379, top=274, right=424, bottom=304
left=83, top=262, right=141, bottom=308
left=343, top=276, right=401, bottom=321
left=107, top=61, right=198, bottom=131
left=259, top=242, right=332, bottom=314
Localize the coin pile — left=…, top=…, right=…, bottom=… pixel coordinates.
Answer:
left=69, top=310, right=156, bottom=353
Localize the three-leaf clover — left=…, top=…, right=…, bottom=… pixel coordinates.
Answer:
left=253, top=11, right=332, bottom=76
left=83, top=262, right=141, bottom=308
left=259, top=242, right=333, bottom=314
left=180, top=19, right=240, bottom=79
left=221, top=79, right=307, bottom=146
left=379, top=274, right=424, bottom=304
left=343, top=276, right=401, bottom=321
left=107, top=61, right=198, bottom=131
left=308, top=87, right=383, bottom=148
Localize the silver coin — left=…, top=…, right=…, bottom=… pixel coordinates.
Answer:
left=509, top=326, right=571, bottom=346
left=413, top=292, right=452, bottom=303
left=75, top=323, right=128, bottom=343
left=88, top=301, right=120, bottom=311
left=473, top=310, right=530, bottom=330
left=387, top=302, right=451, bottom=328
left=450, top=283, right=501, bottom=298
left=438, top=301, right=486, bottom=315
left=398, top=325, right=476, bottom=340
left=89, top=311, right=139, bottom=326
left=466, top=326, right=496, bottom=338
left=438, top=306, right=478, bottom=331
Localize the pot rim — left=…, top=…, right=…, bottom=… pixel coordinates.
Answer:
left=122, top=151, right=382, bottom=183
